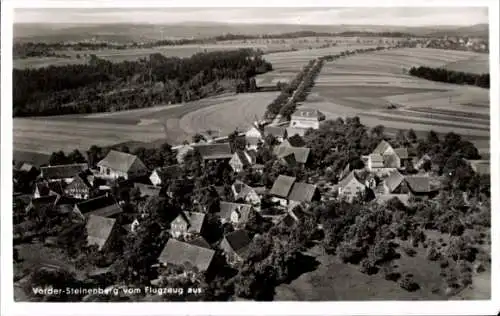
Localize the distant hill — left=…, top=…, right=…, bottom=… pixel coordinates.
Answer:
left=13, top=22, right=490, bottom=43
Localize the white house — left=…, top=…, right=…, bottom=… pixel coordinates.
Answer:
left=290, top=108, right=325, bottom=130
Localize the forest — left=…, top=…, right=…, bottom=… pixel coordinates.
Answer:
left=408, top=66, right=489, bottom=88
left=13, top=49, right=272, bottom=117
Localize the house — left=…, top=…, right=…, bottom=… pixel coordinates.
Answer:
left=290, top=108, right=325, bottom=130
left=367, top=140, right=410, bottom=170
left=64, top=173, right=93, bottom=199
left=269, top=175, right=320, bottom=206
left=264, top=126, right=287, bottom=143
left=337, top=171, right=366, bottom=202
left=97, top=150, right=148, bottom=180
left=280, top=203, right=308, bottom=227
left=274, top=144, right=311, bottom=165
left=245, top=126, right=264, bottom=150
left=414, top=154, right=432, bottom=171
left=231, top=180, right=261, bottom=207
left=34, top=180, right=64, bottom=198
left=73, top=194, right=122, bottom=219
left=218, top=202, right=258, bottom=227
left=158, top=239, right=215, bottom=273
left=286, top=127, right=307, bottom=138
left=40, top=163, right=89, bottom=183
left=149, top=165, right=183, bottom=186
left=404, top=176, right=432, bottom=197
left=193, top=143, right=233, bottom=162
left=383, top=170, right=405, bottom=194
left=466, top=160, right=490, bottom=175
left=25, top=194, right=60, bottom=214
left=86, top=215, right=121, bottom=252
left=229, top=150, right=257, bottom=173
left=170, top=212, right=206, bottom=238
left=133, top=182, right=161, bottom=197
left=220, top=230, right=253, bottom=264
left=188, top=236, right=212, bottom=249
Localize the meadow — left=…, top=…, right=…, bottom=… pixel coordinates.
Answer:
left=13, top=92, right=279, bottom=155
left=301, top=47, right=490, bottom=154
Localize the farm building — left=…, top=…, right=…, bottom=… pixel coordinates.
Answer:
left=245, top=125, right=264, bottom=151
left=218, top=201, right=259, bottom=227
left=170, top=212, right=207, bottom=239
left=366, top=140, right=410, bottom=171
left=133, top=182, right=161, bottom=198
left=193, top=143, right=233, bottom=162
left=231, top=180, right=262, bottom=207
left=264, top=126, right=287, bottom=142
left=188, top=236, right=212, bottom=249
left=73, top=194, right=123, bottom=219
left=64, top=173, right=93, bottom=199
left=404, top=176, right=433, bottom=197
left=97, top=150, right=148, bottom=180
left=149, top=165, right=183, bottom=186
left=86, top=215, right=121, bottom=252
left=220, top=230, right=253, bottom=264
left=337, top=171, right=366, bottom=202
left=229, top=150, right=257, bottom=173
left=269, top=175, right=320, bottom=207
left=158, top=239, right=216, bottom=274
left=290, top=108, right=325, bottom=130
left=274, top=144, right=311, bottom=165
left=34, top=180, right=64, bottom=198
left=40, top=163, right=89, bottom=183
left=383, top=170, right=405, bottom=194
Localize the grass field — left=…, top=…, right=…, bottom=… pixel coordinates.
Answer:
left=301, top=48, right=490, bottom=154
left=13, top=92, right=279, bottom=155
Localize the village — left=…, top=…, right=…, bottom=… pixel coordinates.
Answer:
left=12, top=102, right=491, bottom=301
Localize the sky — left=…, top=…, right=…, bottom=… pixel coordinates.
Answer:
left=14, top=7, right=489, bottom=26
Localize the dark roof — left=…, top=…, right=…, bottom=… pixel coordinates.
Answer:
left=246, top=136, right=262, bottom=146
left=288, top=182, right=318, bottom=203
left=133, top=182, right=161, bottom=197
left=394, top=148, right=409, bottom=159
left=218, top=202, right=254, bottom=223
left=264, top=126, right=287, bottom=138
left=269, top=175, right=296, bottom=198
left=13, top=150, right=50, bottom=168
left=151, top=165, right=183, bottom=182
left=404, top=176, right=431, bottom=193
left=27, top=195, right=59, bottom=211
left=75, top=194, right=122, bottom=217
left=98, top=150, right=145, bottom=173
left=233, top=150, right=256, bottom=167
left=291, top=108, right=325, bottom=120
left=86, top=215, right=117, bottom=250
left=188, top=236, right=212, bottom=249
left=194, top=143, right=233, bottom=160
left=158, top=239, right=215, bottom=272
left=35, top=180, right=64, bottom=196
left=384, top=170, right=405, bottom=193
left=41, top=163, right=88, bottom=180
left=274, top=145, right=310, bottom=164
left=223, top=230, right=252, bottom=258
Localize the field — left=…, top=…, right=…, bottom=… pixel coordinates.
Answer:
left=301, top=48, right=490, bottom=154
left=13, top=92, right=279, bottom=155
left=14, top=37, right=379, bottom=69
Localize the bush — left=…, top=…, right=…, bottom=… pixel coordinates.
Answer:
left=359, top=258, right=378, bottom=275
left=399, top=274, right=420, bottom=292
left=439, top=259, right=449, bottom=269
left=403, top=247, right=417, bottom=257
left=426, top=246, right=441, bottom=261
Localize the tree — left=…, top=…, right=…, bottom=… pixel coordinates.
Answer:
left=370, top=125, right=385, bottom=139
left=49, top=151, right=69, bottom=166
left=192, top=134, right=205, bottom=143
left=427, top=130, right=440, bottom=144
left=87, top=145, right=104, bottom=168
left=67, top=149, right=87, bottom=163
left=407, top=129, right=417, bottom=143
left=395, top=129, right=408, bottom=147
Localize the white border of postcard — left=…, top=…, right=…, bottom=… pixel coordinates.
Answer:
left=1, top=0, right=499, bottom=315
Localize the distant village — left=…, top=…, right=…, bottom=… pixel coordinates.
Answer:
left=13, top=105, right=490, bottom=301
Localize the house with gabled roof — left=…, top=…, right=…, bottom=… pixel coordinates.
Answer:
left=269, top=175, right=320, bottom=207
left=231, top=180, right=262, bottom=208
left=245, top=125, right=264, bottom=151
left=367, top=140, right=411, bottom=171
left=229, top=150, right=257, bottom=173
left=34, top=180, right=64, bottom=199
left=383, top=170, right=405, bottom=194
left=188, top=236, right=212, bottom=249
left=290, top=108, right=325, bottom=130
left=274, top=144, right=311, bottom=165
left=337, top=171, right=366, bottom=202
left=149, top=165, right=183, bottom=187
left=73, top=194, right=122, bottom=219
left=404, top=176, right=433, bottom=197
left=64, top=173, right=93, bottom=199
left=193, top=143, right=233, bottom=162
left=170, top=212, right=207, bottom=239
left=414, top=154, right=432, bottom=171
left=86, top=215, right=121, bottom=252
left=97, top=150, right=148, bottom=180
left=220, top=230, right=253, bottom=264
left=158, top=239, right=216, bottom=273
left=264, top=126, right=287, bottom=142
left=218, top=201, right=259, bottom=228
left=40, top=163, right=89, bottom=183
